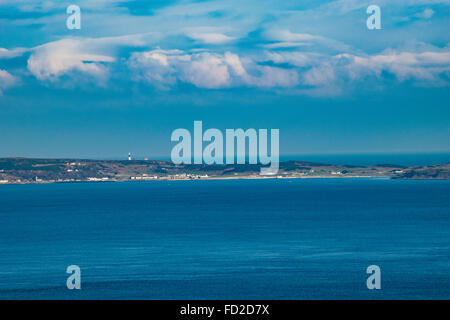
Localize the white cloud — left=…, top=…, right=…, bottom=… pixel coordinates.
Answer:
left=419, top=8, right=435, bottom=19
left=263, top=42, right=309, bottom=49
left=265, top=30, right=318, bottom=42
left=28, top=39, right=114, bottom=82
left=263, top=29, right=352, bottom=53
left=0, top=69, right=18, bottom=95
left=128, top=49, right=189, bottom=88
left=260, top=47, right=450, bottom=94
left=129, top=49, right=299, bottom=89
left=302, top=63, right=336, bottom=86
left=245, top=66, right=298, bottom=88
left=339, top=50, right=450, bottom=82
left=182, top=52, right=231, bottom=88
left=129, top=44, right=450, bottom=93
left=187, top=32, right=235, bottom=44
left=26, top=34, right=146, bottom=83
left=0, top=47, right=28, bottom=59
left=319, top=0, right=450, bottom=15
left=0, top=0, right=128, bottom=11
left=264, top=51, right=319, bottom=68
left=130, top=50, right=233, bottom=89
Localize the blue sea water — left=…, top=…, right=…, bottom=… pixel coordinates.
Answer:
left=0, top=178, right=449, bottom=299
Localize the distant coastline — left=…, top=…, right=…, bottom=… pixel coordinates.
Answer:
left=1, top=158, right=449, bottom=185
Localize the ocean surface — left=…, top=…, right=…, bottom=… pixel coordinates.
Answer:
left=0, top=178, right=449, bottom=299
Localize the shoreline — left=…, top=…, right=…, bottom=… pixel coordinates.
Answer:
left=0, top=175, right=440, bottom=186
left=1, top=157, right=449, bottom=184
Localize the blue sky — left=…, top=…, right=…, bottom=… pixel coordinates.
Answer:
left=0, top=0, right=449, bottom=159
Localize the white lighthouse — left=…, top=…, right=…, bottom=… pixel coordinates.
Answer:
left=128, top=152, right=132, bottom=161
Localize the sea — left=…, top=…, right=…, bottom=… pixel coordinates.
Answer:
left=0, top=177, right=449, bottom=299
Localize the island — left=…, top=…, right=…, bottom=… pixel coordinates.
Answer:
left=0, top=158, right=449, bottom=184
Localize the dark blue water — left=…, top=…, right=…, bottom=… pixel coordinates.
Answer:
left=0, top=179, right=449, bottom=299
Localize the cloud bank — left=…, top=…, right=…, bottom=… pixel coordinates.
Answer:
left=0, top=0, right=449, bottom=95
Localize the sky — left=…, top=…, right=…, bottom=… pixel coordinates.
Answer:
left=0, top=0, right=449, bottom=159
